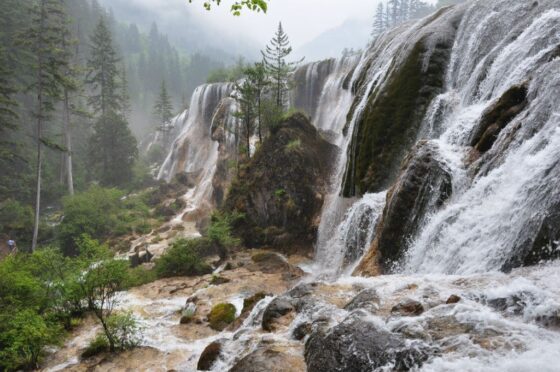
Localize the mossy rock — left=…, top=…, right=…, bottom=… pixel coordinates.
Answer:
left=208, top=303, right=236, bottom=331
left=224, top=113, right=337, bottom=254
left=344, top=13, right=459, bottom=196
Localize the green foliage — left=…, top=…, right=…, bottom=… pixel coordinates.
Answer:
left=82, top=311, right=142, bottom=358
left=0, top=199, right=33, bottom=241
left=89, top=111, right=138, bottom=187
left=105, top=312, right=142, bottom=350
left=262, top=23, right=302, bottom=109
left=0, top=309, right=61, bottom=370
left=153, top=80, right=174, bottom=125
left=155, top=238, right=212, bottom=278
left=274, top=188, right=286, bottom=198
left=82, top=333, right=109, bottom=358
left=207, top=212, right=242, bottom=249
left=124, top=265, right=157, bottom=288
left=285, top=139, right=301, bottom=153
left=207, top=303, right=236, bottom=331
left=189, top=0, right=268, bottom=15
left=57, top=186, right=152, bottom=255
left=206, top=58, right=247, bottom=83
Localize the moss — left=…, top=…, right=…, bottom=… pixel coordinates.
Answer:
left=208, top=303, right=236, bottom=331
left=224, top=114, right=336, bottom=253
left=242, top=292, right=268, bottom=314
left=344, top=36, right=453, bottom=196
left=210, top=275, right=231, bottom=285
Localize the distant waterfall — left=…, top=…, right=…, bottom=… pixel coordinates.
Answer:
left=157, top=83, right=234, bottom=214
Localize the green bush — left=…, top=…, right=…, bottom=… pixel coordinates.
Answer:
left=106, top=312, right=142, bottom=350
left=82, top=333, right=109, bottom=359
left=155, top=238, right=212, bottom=278
left=57, top=186, right=153, bottom=255
left=124, top=266, right=157, bottom=288
left=207, top=212, right=242, bottom=249
left=208, top=303, right=236, bottom=331
left=0, top=198, right=33, bottom=244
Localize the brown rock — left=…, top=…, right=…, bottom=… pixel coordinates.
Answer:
left=229, top=347, right=306, bottom=372
left=446, top=295, right=461, bottom=304
left=197, top=341, right=223, bottom=371
left=391, top=299, right=424, bottom=316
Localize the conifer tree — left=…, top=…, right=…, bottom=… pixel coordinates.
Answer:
left=245, top=62, right=269, bottom=143
left=21, top=0, right=70, bottom=251
left=261, top=23, right=301, bottom=111
left=234, top=78, right=256, bottom=159
left=86, top=17, right=121, bottom=116
left=120, top=65, right=132, bottom=118
left=372, top=3, right=387, bottom=39
left=153, top=80, right=174, bottom=147
left=86, top=17, right=137, bottom=187
left=153, top=80, right=174, bottom=126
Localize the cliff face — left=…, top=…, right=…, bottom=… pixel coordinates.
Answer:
left=225, top=113, right=338, bottom=254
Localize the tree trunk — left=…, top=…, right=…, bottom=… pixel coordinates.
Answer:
left=257, top=94, right=262, bottom=143
left=63, top=89, right=74, bottom=195
left=32, top=1, right=46, bottom=252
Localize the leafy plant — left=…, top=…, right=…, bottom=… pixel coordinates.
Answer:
left=154, top=238, right=212, bottom=278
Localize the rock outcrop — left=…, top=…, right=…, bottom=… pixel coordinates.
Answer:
left=225, top=113, right=338, bottom=254
left=305, top=315, right=432, bottom=372
left=355, top=141, right=452, bottom=275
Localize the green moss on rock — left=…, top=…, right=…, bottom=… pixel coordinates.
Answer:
left=344, top=35, right=455, bottom=196
left=208, top=303, right=236, bottom=331
left=225, top=113, right=337, bottom=254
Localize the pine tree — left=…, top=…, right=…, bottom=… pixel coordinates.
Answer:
left=261, top=22, right=302, bottom=110
left=120, top=65, right=131, bottom=118
left=153, top=80, right=174, bottom=126
left=86, top=17, right=121, bottom=116
left=0, top=46, right=17, bottom=136
left=153, top=80, right=174, bottom=147
left=89, top=112, right=137, bottom=186
left=372, top=3, right=387, bottom=39
left=86, top=16, right=137, bottom=187
left=245, top=62, right=269, bottom=143
left=234, top=78, right=256, bottom=158
left=21, top=0, right=70, bottom=251
left=388, top=0, right=399, bottom=27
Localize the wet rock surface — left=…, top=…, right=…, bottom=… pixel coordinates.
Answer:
left=197, top=340, right=224, bottom=371
left=229, top=346, right=306, bottom=372
left=305, top=315, right=432, bottom=372
left=356, top=141, right=452, bottom=275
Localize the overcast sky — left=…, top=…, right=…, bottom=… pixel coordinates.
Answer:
left=109, top=0, right=386, bottom=48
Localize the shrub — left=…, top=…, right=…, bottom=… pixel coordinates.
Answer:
left=0, top=198, right=33, bottom=244
left=106, top=312, right=143, bottom=350
left=207, top=212, right=242, bottom=249
left=82, top=333, right=109, bottom=359
left=57, top=186, right=153, bottom=255
left=124, top=266, right=157, bottom=288
left=154, top=238, right=212, bottom=278
left=208, top=303, right=236, bottom=331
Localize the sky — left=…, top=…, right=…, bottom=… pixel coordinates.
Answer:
left=107, top=0, right=382, bottom=48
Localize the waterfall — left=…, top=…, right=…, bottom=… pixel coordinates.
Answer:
left=313, top=0, right=560, bottom=277
left=402, top=3, right=560, bottom=274
left=157, top=83, right=234, bottom=215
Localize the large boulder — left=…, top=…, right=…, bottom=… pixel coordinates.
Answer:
left=305, top=315, right=432, bottom=372
left=225, top=113, right=338, bottom=254
left=355, top=141, right=452, bottom=275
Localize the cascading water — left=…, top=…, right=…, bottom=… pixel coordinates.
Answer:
left=401, top=2, right=560, bottom=275
left=157, top=83, right=234, bottom=216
